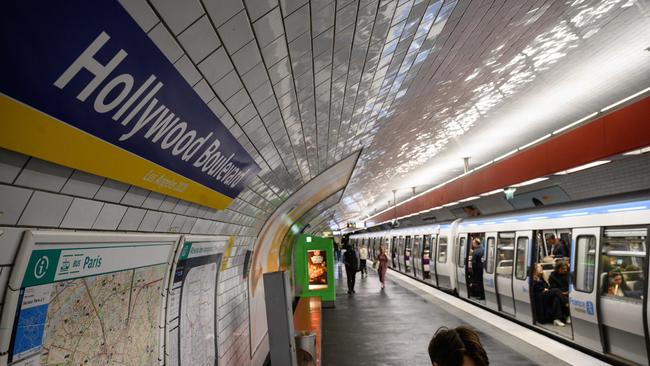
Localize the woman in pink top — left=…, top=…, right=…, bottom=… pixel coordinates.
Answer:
left=377, top=246, right=389, bottom=289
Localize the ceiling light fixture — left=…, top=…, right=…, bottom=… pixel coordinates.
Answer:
left=554, top=160, right=610, bottom=175
left=601, top=86, right=650, bottom=112
left=459, top=196, right=480, bottom=202
left=623, top=145, right=650, bottom=156
left=512, top=177, right=549, bottom=187
left=553, top=112, right=598, bottom=135
left=480, top=188, right=504, bottom=196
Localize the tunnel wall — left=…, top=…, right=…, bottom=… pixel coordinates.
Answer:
left=0, top=147, right=256, bottom=365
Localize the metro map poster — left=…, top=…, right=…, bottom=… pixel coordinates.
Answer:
left=166, top=239, right=226, bottom=366
left=5, top=238, right=175, bottom=366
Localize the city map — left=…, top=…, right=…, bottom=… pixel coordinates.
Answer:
left=180, top=263, right=218, bottom=366
left=39, top=264, right=166, bottom=365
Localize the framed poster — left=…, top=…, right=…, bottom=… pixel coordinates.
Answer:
left=0, top=231, right=180, bottom=366
left=307, top=250, right=328, bottom=290
left=165, top=236, right=228, bottom=366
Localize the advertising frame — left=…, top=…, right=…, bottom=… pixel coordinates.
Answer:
left=0, top=230, right=181, bottom=366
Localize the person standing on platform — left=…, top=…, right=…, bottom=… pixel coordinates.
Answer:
left=376, top=246, right=389, bottom=289
left=334, top=241, right=342, bottom=263
left=359, top=245, right=368, bottom=278
left=343, top=244, right=359, bottom=294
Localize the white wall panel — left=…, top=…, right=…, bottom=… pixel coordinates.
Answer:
left=118, top=207, right=147, bottom=231
left=60, top=198, right=103, bottom=229
left=14, top=158, right=72, bottom=192
left=92, top=203, right=127, bottom=230
left=61, top=170, right=105, bottom=198
left=95, top=179, right=129, bottom=203
left=18, top=191, right=72, bottom=227
left=139, top=210, right=163, bottom=231
left=0, top=148, right=29, bottom=184
left=0, top=185, right=32, bottom=225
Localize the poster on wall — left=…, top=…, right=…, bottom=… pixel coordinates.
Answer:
left=165, top=236, right=227, bottom=366
left=0, top=1, right=260, bottom=210
left=0, top=231, right=179, bottom=366
left=307, top=250, right=328, bottom=290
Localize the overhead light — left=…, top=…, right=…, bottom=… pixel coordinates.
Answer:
left=553, top=112, right=598, bottom=135
left=527, top=216, right=548, bottom=221
left=561, top=212, right=589, bottom=217
left=607, top=206, right=647, bottom=213
left=600, top=86, right=650, bottom=112
left=493, top=149, right=518, bottom=162
left=459, top=196, right=480, bottom=202
left=519, top=134, right=552, bottom=151
left=442, top=201, right=459, bottom=207
left=512, top=177, right=549, bottom=187
left=623, top=145, right=650, bottom=156
left=501, top=219, right=518, bottom=223
left=480, top=188, right=504, bottom=196
left=554, top=160, right=610, bottom=175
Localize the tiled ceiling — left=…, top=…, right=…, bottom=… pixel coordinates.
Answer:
left=121, top=0, right=650, bottom=233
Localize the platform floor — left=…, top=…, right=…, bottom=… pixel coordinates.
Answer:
left=322, top=262, right=604, bottom=366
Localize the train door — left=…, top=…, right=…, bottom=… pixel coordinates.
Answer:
left=513, top=231, right=533, bottom=323
left=436, top=234, right=452, bottom=290
left=413, top=235, right=422, bottom=279
left=483, top=233, right=499, bottom=311
left=397, top=236, right=405, bottom=271
left=569, top=228, right=602, bottom=353
left=598, top=227, right=648, bottom=365
left=496, top=232, right=516, bottom=315
left=405, top=236, right=413, bottom=275
left=390, top=236, right=397, bottom=268
left=423, top=234, right=437, bottom=286
left=455, top=234, right=469, bottom=298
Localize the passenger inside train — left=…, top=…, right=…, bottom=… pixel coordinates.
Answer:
left=532, top=263, right=571, bottom=327
left=469, top=237, right=485, bottom=300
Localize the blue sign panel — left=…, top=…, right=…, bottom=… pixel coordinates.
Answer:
left=0, top=1, right=260, bottom=209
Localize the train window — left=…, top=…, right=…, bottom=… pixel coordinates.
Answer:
left=486, top=237, right=496, bottom=274
left=574, top=235, right=596, bottom=293
left=515, top=237, right=529, bottom=280
left=496, top=233, right=515, bottom=276
left=438, top=236, right=448, bottom=263
left=457, top=236, right=467, bottom=268
left=600, top=228, right=646, bottom=301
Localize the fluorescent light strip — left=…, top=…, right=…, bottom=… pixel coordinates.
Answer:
left=606, top=206, right=647, bottom=213
left=600, top=86, right=650, bottom=112
left=480, top=188, right=504, bottom=196
left=561, top=212, right=589, bottom=217
left=501, top=219, right=518, bottom=223
left=493, top=149, right=519, bottom=162
left=519, top=134, right=552, bottom=151
left=554, top=160, right=610, bottom=175
left=442, top=201, right=459, bottom=207
left=527, top=216, right=548, bottom=220
left=459, top=196, right=480, bottom=202
left=553, top=112, right=598, bottom=135
left=512, top=177, right=549, bottom=187
left=623, top=145, right=650, bottom=156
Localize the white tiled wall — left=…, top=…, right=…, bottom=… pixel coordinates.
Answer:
left=0, top=146, right=266, bottom=366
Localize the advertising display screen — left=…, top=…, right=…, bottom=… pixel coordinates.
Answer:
left=0, top=231, right=178, bottom=366
left=307, top=250, right=328, bottom=290
left=165, top=237, right=227, bottom=366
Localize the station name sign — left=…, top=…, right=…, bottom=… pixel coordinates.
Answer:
left=0, top=1, right=260, bottom=210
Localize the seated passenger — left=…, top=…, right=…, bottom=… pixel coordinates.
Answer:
left=428, top=326, right=489, bottom=366
left=601, top=270, right=641, bottom=298
left=532, top=263, right=570, bottom=327
left=548, top=235, right=569, bottom=259
left=548, top=261, right=569, bottom=296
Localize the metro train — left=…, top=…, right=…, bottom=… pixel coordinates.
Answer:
left=349, top=192, right=650, bottom=365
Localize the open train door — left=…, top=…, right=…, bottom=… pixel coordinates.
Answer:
left=483, top=233, right=499, bottom=312
left=512, top=230, right=533, bottom=324
left=455, top=234, right=469, bottom=298
left=569, top=228, right=603, bottom=353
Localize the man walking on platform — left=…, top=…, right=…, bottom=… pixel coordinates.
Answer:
left=343, top=244, right=359, bottom=294
left=359, top=245, right=368, bottom=277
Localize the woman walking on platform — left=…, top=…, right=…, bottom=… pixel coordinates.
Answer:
left=377, top=246, right=389, bottom=289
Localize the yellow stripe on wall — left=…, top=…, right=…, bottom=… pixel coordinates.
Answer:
left=0, top=95, right=233, bottom=210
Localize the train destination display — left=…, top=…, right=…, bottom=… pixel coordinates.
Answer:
left=0, top=232, right=177, bottom=366
left=166, top=237, right=227, bottom=366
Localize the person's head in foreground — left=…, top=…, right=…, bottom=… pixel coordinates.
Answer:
left=428, top=326, right=489, bottom=366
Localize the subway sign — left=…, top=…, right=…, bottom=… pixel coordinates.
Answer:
left=0, top=1, right=260, bottom=210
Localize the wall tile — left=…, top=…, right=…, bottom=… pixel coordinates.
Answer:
left=118, top=207, right=147, bottom=231
left=0, top=185, right=32, bottom=225
left=61, top=170, right=105, bottom=198
left=60, top=198, right=103, bottom=229
left=0, top=148, right=29, bottom=184
left=139, top=210, right=163, bottom=231
left=18, top=191, right=73, bottom=227
left=92, top=203, right=127, bottom=230
left=95, top=179, right=129, bottom=203
left=14, top=158, right=72, bottom=192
